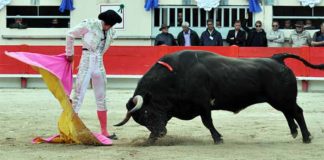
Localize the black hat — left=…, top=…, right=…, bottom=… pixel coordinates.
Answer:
left=159, top=24, right=170, bottom=31
left=98, top=10, right=122, bottom=26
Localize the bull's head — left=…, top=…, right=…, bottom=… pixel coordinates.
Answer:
left=114, top=94, right=167, bottom=139
left=114, top=95, right=144, bottom=126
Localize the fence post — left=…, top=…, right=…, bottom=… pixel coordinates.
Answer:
left=21, top=77, right=27, bottom=88
left=20, top=44, right=30, bottom=89
left=300, top=46, right=310, bottom=92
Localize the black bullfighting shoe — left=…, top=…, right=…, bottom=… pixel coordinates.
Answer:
left=107, top=133, right=118, bottom=140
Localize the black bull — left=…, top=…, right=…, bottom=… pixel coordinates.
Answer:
left=115, top=50, right=324, bottom=144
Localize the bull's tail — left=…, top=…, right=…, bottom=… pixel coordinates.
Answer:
left=271, top=53, right=324, bottom=70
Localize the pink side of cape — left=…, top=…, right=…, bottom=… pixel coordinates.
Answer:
left=5, top=52, right=73, bottom=95
left=32, top=133, right=112, bottom=145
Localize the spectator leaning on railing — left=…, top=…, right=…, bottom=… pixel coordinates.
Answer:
left=289, top=21, right=312, bottom=47
left=311, top=22, right=324, bottom=47
left=200, top=19, right=223, bottom=46
left=267, top=21, right=285, bottom=47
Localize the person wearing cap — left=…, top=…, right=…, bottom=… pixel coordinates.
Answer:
left=289, top=21, right=311, bottom=47
left=65, top=10, right=122, bottom=140
left=267, top=21, right=285, bottom=47
left=177, top=22, right=200, bottom=46
left=155, top=24, right=177, bottom=46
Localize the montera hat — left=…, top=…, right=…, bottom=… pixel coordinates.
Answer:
left=98, top=10, right=122, bottom=26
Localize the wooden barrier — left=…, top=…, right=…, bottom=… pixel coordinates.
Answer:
left=1, top=45, right=324, bottom=90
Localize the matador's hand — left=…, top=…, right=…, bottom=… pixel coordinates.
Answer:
left=66, top=55, right=74, bottom=62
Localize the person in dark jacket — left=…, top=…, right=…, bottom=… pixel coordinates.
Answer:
left=200, top=19, right=223, bottom=46
left=155, top=24, right=177, bottom=46
left=311, top=22, right=324, bottom=47
left=241, top=16, right=267, bottom=47
left=226, top=20, right=246, bottom=46
left=177, top=22, right=200, bottom=46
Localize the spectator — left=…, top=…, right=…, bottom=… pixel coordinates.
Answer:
left=289, top=21, right=312, bottom=47
left=226, top=20, right=246, bottom=46
left=200, top=19, right=223, bottom=46
left=177, top=22, right=200, bottom=46
left=242, top=16, right=267, bottom=47
left=284, top=20, right=293, bottom=29
left=267, top=21, right=285, bottom=47
left=304, top=20, right=316, bottom=30
left=155, top=24, right=177, bottom=46
left=216, top=20, right=221, bottom=29
left=50, top=18, right=59, bottom=28
left=9, top=17, right=27, bottom=29
left=311, top=22, right=324, bottom=47
left=177, top=12, right=183, bottom=26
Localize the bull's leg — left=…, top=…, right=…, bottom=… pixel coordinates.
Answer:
left=147, top=132, right=158, bottom=145
left=147, top=128, right=167, bottom=145
left=200, top=112, right=223, bottom=144
left=283, top=112, right=298, bottom=138
left=147, top=124, right=167, bottom=145
left=292, top=104, right=312, bottom=143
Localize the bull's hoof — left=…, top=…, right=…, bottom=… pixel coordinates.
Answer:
left=146, top=137, right=157, bottom=145
left=214, top=138, right=223, bottom=144
left=303, top=135, right=313, bottom=144
left=291, top=131, right=298, bottom=139
left=303, top=138, right=311, bottom=143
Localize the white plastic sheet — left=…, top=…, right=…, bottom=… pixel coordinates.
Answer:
left=299, top=0, right=321, bottom=8
left=196, top=0, right=221, bottom=11
left=0, top=0, right=11, bottom=10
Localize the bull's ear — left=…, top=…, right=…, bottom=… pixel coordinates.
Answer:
left=143, top=92, right=152, bottom=104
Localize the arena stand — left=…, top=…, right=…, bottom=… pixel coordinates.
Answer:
left=0, top=45, right=324, bottom=91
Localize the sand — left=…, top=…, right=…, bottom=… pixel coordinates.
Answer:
left=0, top=89, right=324, bottom=160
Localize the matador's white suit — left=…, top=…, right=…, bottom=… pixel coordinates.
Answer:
left=65, top=10, right=121, bottom=139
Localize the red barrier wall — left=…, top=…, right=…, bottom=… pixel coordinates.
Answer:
left=1, top=45, right=324, bottom=77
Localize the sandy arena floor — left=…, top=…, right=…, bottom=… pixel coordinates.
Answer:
left=0, top=89, right=324, bottom=160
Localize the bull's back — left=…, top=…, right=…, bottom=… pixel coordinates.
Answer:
left=170, top=50, right=297, bottom=110
left=138, top=50, right=297, bottom=114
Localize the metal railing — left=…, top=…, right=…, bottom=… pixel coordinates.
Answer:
left=152, top=5, right=253, bottom=39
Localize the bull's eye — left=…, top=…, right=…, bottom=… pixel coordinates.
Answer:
left=144, top=110, right=148, bottom=119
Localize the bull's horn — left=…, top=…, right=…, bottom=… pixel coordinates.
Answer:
left=129, top=95, right=143, bottom=113
left=114, top=95, right=143, bottom=126
left=114, top=113, right=131, bottom=126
